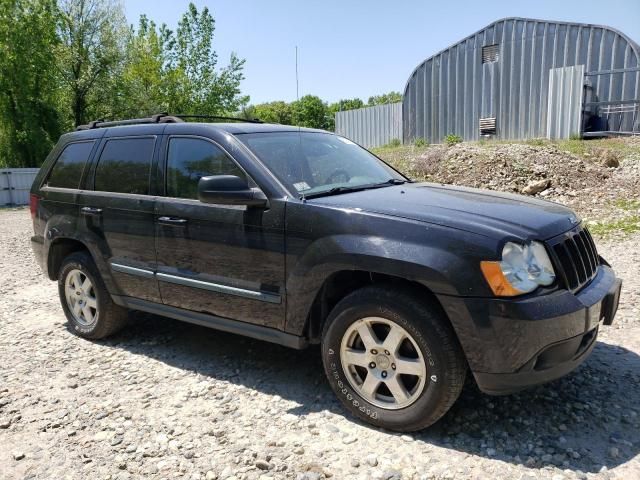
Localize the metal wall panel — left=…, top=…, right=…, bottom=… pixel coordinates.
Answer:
left=0, top=168, right=39, bottom=206
left=335, top=103, right=403, bottom=148
left=403, top=17, right=640, bottom=143
left=547, top=65, right=585, bottom=139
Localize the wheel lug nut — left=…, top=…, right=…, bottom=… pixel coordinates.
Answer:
left=384, top=350, right=390, bottom=355
left=391, top=363, right=396, bottom=370
left=381, top=371, right=387, bottom=378
left=369, top=362, right=376, bottom=369
left=371, top=349, right=377, bottom=355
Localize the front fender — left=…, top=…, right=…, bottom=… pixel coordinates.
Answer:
left=284, top=233, right=492, bottom=335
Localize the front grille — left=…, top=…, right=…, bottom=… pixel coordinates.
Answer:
left=549, top=226, right=599, bottom=292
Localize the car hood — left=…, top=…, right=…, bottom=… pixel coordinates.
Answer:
left=309, top=182, right=580, bottom=240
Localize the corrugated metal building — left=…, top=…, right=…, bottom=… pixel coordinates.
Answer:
left=335, top=103, right=402, bottom=148
left=403, top=17, right=640, bottom=142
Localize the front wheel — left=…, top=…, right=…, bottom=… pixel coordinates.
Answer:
left=321, top=285, right=466, bottom=431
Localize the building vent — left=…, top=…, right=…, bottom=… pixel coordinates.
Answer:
left=482, top=44, right=499, bottom=63
left=479, top=117, right=497, bottom=136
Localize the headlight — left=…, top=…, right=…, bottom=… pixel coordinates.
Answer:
left=481, top=241, right=555, bottom=296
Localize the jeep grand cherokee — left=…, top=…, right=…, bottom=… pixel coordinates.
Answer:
left=30, top=114, right=622, bottom=431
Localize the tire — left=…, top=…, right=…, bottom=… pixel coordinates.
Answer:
left=57, top=251, right=128, bottom=339
left=321, top=285, right=466, bottom=432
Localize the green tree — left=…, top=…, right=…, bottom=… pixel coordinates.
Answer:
left=167, top=3, right=248, bottom=114
left=0, top=0, right=62, bottom=167
left=57, top=0, right=128, bottom=126
left=367, top=91, right=402, bottom=106
left=115, top=15, right=166, bottom=117
left=291, top=95, right=329, bottom=129
left=252, top=101, right=292, bottom=124
left=327, top=98, right=365, bottom=130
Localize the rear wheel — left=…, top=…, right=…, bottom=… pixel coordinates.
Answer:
left=321, top=285, right=466, bottom=431
left=58, top=251, right=127, bottom=339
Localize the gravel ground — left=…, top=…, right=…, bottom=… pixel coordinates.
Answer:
left=1, top=207, right=639, bottom=480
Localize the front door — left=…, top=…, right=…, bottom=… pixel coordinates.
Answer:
left=78, top=134, right=161, bottom=303
left=154, top=135, right=286, bottom=329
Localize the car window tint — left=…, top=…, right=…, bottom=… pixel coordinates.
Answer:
left=166, top=138, right=246, bottom=199
left=47, top=141, right=95, bottom=189
left=94, top=137, right=155, bottom=194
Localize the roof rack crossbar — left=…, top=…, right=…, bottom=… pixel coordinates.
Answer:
left=75, top=113, right=184, bottom=131
left=174, top=114, right=263, bottom=124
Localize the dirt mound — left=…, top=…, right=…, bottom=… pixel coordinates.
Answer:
left=382, top=138, right=640, bottom=224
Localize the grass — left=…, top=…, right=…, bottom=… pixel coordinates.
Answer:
left=588, top=216, right=640, bottom=237
left=613, top=199, right=640, bottom=211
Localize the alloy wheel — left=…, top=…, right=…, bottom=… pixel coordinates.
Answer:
left=340, top=317, right=427, bottom=409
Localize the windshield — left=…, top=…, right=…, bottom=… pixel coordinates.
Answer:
left=236, top=132, right=407, bottom=198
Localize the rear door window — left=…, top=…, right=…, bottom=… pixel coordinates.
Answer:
left=46, top=141, right=95, bottom=189
left=166, top=137, right=246, bottom=199
left=94, top=137, right=155, bottom=194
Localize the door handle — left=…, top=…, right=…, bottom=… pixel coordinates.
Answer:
left=81, top=206, right=103, bottom=216
left=158, top=216, right=188, bottom=225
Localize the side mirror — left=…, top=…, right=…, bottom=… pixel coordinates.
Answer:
left=197, top=175, right=268, bottom=208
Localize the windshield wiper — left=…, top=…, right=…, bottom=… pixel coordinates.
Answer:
left=303, top=185, right=371, bottom=199
left=302, top=178, right=409, bottom=199
left=377, top=178, right=410, bottom=185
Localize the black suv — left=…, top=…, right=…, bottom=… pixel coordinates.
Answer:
left=30, top=115, right=622, bottom=431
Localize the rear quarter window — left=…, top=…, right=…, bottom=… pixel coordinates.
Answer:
left=94, top=137, right=155, bottom=195
left=46, top=141, right=95, bottom=189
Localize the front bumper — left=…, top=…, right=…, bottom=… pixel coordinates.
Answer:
left=438, top=265, right=622, bottom=395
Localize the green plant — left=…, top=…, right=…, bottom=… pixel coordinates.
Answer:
left=588, top=216, right=640, bottom=237
left=387, top=138, right=402, bottom=147
left=569, top=133, right=582, bottom=141
left=414, top=137, right=428, bottom=147
left=444, top=134, right=462, bottom=146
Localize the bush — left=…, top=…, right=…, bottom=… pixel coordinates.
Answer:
left=414, top=137, right=428, bottom=147
left=387, top=138, right=402, bottom=147
left=444, top=134, right=462, bottom=146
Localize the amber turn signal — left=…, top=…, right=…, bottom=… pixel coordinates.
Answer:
left=480, top=261, right=524, bottom=297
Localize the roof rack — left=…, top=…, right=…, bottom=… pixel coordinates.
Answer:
left=76, top=113, right=183, bottom=131
left=76, top=113, right=262, bottom=131
left=174, top=114, right=263, bottom=124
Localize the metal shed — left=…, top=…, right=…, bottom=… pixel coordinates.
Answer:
left=403, top=17, right=640, bottom=142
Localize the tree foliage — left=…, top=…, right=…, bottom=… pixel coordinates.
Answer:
left=0, top=1, right=250, bottom=167
left=0, top=0, right=62, bottom=167
left=57, top=0, right=128, bottom=126
left=367, top=91, right=402, bottom=106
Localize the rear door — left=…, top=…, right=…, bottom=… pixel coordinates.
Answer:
left=78, top=129, right=162, bottom=302
left=154, top=134, right=286, bottom=328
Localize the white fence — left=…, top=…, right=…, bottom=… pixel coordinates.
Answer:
left=335, top=103, right=403, bottom=148
left=0, top=168, right=39, bottom=206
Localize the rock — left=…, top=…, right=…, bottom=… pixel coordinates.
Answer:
left=293, top=446, right=305, bottom=455
left=205, top=471, right=218, bottom=480
left=0, top=418, right=11, bottom=429
left=12, top=452, right=25, bottom=461
left=365, top=454, right=378, bottom=466
left=255, top=460, right=271, bottom=470
left=382, top=470, right=402, bottom=480
left=522, top=179, right=551, bottom=195
left=486, top=448, right=496, bottom=456
left=609, top=446, right=620, bottom=458
left=342, top=435, right=357, bottom=444
left=297, top=473, right=321, bottom=480
left=350, top=458, right=360, bottom=468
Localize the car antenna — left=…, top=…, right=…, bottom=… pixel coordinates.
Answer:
left=296, top=45, right=306, bottom=203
